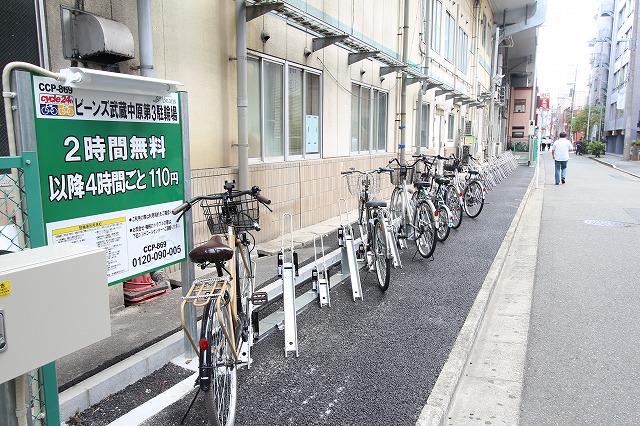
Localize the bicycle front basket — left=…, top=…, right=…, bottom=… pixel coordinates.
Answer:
left=389, top=164, right=415, bottom=185
left=442, top=158, right=460, bottom=172
left=201, top=194, right=260, bottom=234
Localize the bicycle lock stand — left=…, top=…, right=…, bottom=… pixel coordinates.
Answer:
left=337, top=198, right=363, bottom=301
left=311, top=233, right=331, bottom=308
left=279, top=213, right=299, bottom=357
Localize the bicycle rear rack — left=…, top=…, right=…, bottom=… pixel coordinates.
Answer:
left=180, top=276, right=229, bottom=354
left=338, top=198, right=363, bottom=301
left=280, top=213, right=299, bottom=358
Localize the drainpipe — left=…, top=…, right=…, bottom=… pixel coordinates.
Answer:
left=236, top=1, right=249, bottom=189
left=416, top=0, right=432, bottom=155
left=137, top=0, right=154, bottom=77
left=488, top=25, right=500, bottom=157
left=400, top=0, right=410, bottom=161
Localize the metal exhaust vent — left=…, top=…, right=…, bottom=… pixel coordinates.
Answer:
left=61, top=6, right=134, bottom=65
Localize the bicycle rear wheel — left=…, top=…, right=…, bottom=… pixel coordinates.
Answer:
left=414, top=201, right=437, bottom=258
left=463, top=180, right=484, bottom=218
left=373, top=219, right=391, bottom=291
left=202, top=299, right=237, bottom=426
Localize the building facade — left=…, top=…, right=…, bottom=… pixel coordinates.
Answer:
left=2, top=0, right=544, bottom=244
left=601, top=0, right=640, bottom=155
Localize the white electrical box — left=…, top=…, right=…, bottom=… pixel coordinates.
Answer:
left=0, top=243, right=110, bottom=384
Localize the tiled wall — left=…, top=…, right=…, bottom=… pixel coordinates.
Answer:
left=164, top=154, right=396, bottom=274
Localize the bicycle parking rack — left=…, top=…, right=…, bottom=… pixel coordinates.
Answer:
left=311, top=233, right=331, bottom=308
left=279, top=213, right=299, bottom=357
left=338, top=199, right=363, bottom=301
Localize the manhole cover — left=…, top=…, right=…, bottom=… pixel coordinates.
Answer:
left=584, top=219, right=632, bottom=228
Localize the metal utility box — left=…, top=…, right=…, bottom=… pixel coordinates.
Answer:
left=0, top=243, right=110, bottom=384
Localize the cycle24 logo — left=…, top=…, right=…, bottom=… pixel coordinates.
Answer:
left=39, top=92, right=75, bottom=117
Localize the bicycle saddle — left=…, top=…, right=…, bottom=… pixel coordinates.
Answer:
left=468, top=170, right=480, bottom=175
left=189, top=235, right=233, bottom=264
left=413, top=181, right=431, bottom=189
left=366, top=199, right=387, bottom=208
left=434, top=176, right=450, bottom=185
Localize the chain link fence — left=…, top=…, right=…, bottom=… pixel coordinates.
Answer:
left=1, top=165, right=48, bottom=425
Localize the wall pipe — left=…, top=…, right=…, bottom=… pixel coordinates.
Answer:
left=137, top=0, right=154, bottom=78
left=399, top=0, right=410, bottom=161
left=236, top=1, right=249, bottom=190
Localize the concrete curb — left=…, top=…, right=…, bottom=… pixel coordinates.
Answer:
left=415, top=171, right=538, bottom=426
left=590, top=156, right=640, bottom=179
left=58, top=333, right=184, bottom=422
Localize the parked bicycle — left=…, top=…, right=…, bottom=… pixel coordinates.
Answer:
left=173, top=181, right=271, bottom=426
left=342, top=167, right=399, bottom=291
left=387, top=157, right=438, bottom=259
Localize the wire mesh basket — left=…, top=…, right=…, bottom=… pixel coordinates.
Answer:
left=442, top=158, right=460, bottom=172
left=389, top=164, right=415, bottom=185
left=345, top=172, right=381, bottom=198
left=201, top=194, right=259, bottom=234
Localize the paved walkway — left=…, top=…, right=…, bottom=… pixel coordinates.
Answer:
left=432, top=151, right=640, bottom=425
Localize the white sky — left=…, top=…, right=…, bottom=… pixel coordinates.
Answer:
left=537, top=0, right=599, bottom=104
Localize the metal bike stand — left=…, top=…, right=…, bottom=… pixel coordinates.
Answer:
left=279, top=213, right=299, bottom=357
left=338, top=198, right=363, bottom=301
left=312, top=233, right=331, bottom=307
left=385, top=217, right=402, bottom=269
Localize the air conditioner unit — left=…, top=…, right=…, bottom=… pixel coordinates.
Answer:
left=464, top=120, right=473, bottom=136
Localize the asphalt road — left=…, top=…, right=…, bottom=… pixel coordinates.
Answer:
left=72, top=164, right=532, bottom=426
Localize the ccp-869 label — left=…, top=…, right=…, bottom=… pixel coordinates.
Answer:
left=132, top=241, right=182, bottom=267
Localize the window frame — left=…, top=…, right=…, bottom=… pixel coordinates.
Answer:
left=351, top=82, right=389, bottom=155
left=445, top=11, right=456, bottom=63
left=247, top=53, right=323, bottom=164
left=431, top=0, right=442, bottom=53
left=458, top=27, right=469, bottom=73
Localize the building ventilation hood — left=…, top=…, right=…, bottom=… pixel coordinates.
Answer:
left=75, top=13, right=134, bottom=63
left=61, top=7, right=134, bottom=64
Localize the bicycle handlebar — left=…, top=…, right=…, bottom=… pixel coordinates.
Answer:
left=172, top=185, right=272, bottom=219
left=341, top=167, right=391, bottom=175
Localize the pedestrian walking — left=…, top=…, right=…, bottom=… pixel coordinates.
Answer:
left=576, top=138, right=583, bottom=155
left=551, top=132, right=572, bottom=185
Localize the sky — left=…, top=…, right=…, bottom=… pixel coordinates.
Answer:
left=537, top=0, right=600, bottom=104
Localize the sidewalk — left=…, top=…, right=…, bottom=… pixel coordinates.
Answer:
left=588, top=152, right=640, bottom=178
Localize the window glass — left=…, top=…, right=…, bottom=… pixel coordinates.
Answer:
left=420, top=103, right=430, bottom=148
left=482, top=14, right=487, bottom=48
left=264, top=61, right=284, bottom=157
left=305, top=72, right=321, bottom=154
left=247, top=58, right=262, bottom=158
left=361, top=87, right=370, bottom=152
left=445, top=12, right=456, bottom=63
left=448, top=113, right=455, bottom=140
left=288, top=67, right=303, bottom=156
left=431, top=0, right=442, bottom=52
left=351, top=84, right=360, bottom=152
left=375, top=90, right=388, bottom=151
left=458, top=28, right=468, bottom=73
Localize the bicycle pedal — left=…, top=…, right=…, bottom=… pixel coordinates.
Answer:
left=250, top=292, right=268, bottom=305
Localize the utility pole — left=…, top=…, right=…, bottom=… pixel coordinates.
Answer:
left=569, top=65, right=577, bottom=141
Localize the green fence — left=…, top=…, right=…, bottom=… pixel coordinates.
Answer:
left=1, top=152, right=58, bottom=425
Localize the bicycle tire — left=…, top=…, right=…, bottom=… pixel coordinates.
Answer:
left=235, top=240, right=253, bottom=314
left=463, top=180, right=484, bottom=218
left=414, top=201, right=437, bottom=258
left=445, top=185, right=463, bottom=229
left=389, top=186, right=403, bottom=229
left=436, top=205, right=451, bottom=242
left=202, top=299, right=237, bottom=426
left=373, top=219, right=391, bottom=291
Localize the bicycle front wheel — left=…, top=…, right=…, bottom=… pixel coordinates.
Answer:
left=463, top=180, right=484, bottom=218
left=389, top=186, right=403, bottom=229
left=414, top=201, right=437, bottom=258
left=373, top=219, right=391, bottom=291
left=445, top=185, right=463, bottom=229
left=203, top=300, right=238, bottom=426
